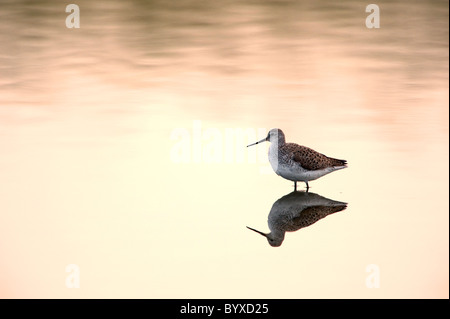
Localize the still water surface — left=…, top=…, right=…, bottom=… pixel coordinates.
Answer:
left=0, top=0, right=448, bottom=298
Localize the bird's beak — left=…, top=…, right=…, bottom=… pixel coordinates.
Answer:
left=246, top=226, right=268, bottom=237
left=247, top=136, right=268, bottom=147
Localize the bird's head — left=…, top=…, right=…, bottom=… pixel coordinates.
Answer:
left=247, top=128, right=285, bottom=147
left=246, top=226, right=284, bottom=247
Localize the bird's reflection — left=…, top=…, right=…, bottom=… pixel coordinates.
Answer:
left=247, top=191, right=347, bottom=247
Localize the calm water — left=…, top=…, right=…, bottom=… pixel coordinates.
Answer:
left=0, top=0, right=448, bottom=298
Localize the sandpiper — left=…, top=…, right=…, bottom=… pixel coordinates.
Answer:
left=247, top=128, right=347, bottom=190
left=247, top=191, right=347, bottom=247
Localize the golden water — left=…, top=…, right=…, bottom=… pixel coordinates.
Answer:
left=0, top=0, right=448, bottom=298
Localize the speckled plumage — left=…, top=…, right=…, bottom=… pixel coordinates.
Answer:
left=291, top=144, right=347, bottom=170
left=247, top=191, right=347, bottom=247
left=248, top=128, right=347, bottom=190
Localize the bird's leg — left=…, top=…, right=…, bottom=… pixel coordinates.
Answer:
left=305, top=181, right=309, bottom=192
left=294, top=181, right=297, bottom=192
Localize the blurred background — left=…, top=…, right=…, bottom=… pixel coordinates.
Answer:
left=0, top=0, right=448, bottom=298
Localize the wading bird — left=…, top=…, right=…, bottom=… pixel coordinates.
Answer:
left=247, top=128, right=347, bottom=191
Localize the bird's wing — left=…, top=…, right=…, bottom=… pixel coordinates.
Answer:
left=292, top=205, right=347, bottom=227
left=290, top=145, right=335, bottom=170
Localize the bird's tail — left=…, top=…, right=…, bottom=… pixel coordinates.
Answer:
left=329, top=158, right=347, bottom=167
